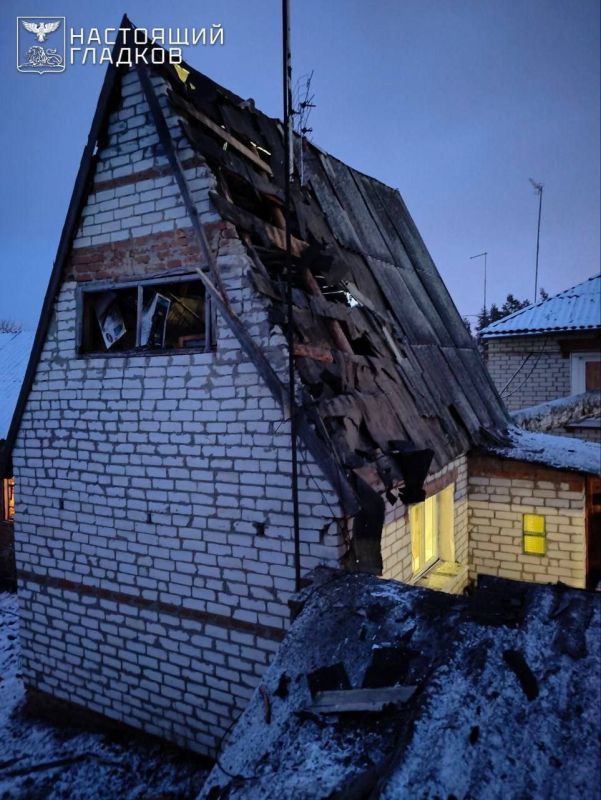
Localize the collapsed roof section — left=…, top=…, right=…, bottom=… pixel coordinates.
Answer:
left=150, top=52, right=510, bottom=499
left=198, top=569, right=601, bottom=800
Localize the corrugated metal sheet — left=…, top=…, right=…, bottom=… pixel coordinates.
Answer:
left=481, top=275, right=600, bottom=338
left=0, top=330, right=35, bottom=440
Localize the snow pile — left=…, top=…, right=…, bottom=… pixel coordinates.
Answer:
left=198, top=570, right=601, bottom=799
left=0, top=592, right=210, bottom=799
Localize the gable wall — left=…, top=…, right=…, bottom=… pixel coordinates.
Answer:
left=12, top=68, right=345, bottom=754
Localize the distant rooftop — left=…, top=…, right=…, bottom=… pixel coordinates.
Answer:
left=0, top=330, right=35, bottom=441
left=481, top=274, right=600, bottom=338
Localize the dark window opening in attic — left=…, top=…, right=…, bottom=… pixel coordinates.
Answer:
left=78, top=277, right=213, bottom=356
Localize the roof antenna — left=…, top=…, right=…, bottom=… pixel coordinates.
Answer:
left=282, top=0, right=302, bottom=593
left=293, top=70, right=316, bottom=186
left=529, top=178, right=544, bottom=300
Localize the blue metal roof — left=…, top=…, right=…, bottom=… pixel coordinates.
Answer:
left=0, top=330, right=35, bottom=440
left=481, top=274, right=601, bottom=338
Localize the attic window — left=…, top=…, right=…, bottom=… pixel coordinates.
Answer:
left=78, top=276, right=214, bottom=355
left=523, top=514, right=546, bottom=555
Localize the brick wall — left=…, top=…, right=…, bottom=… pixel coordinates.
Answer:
left=12, top=68, right=346, bottom=755
left=468, top=455, right=586, bottom=588
left=484, top=335, right=571, bottom=411
left=381, top=455, right=469, bottom=592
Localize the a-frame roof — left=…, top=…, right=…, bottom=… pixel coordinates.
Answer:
left=1, top=21, right=511, bottom=506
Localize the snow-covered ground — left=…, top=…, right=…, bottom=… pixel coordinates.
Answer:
left=0, top=592, right=210, bottom=799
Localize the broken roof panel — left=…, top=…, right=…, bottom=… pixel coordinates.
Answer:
left=198, top=570, right=601, bottom=800
left=155, top=55, right=511, bottom=490
left=481, top=274, right=601, bottom=338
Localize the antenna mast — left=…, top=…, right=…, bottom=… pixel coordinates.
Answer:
left=282, top=0, right=301, bottom=592
left=529, top=178, right=544, bottom=299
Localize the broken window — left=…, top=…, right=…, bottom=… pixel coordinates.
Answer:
left=523, top=514, right=546, bottom=555
left=2, top=478, right=15, bottom=521
left=410, top=484, right=455, bottom=576
left=79, top=276, right=213, bottom=355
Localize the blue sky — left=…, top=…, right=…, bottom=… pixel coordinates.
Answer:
left=0, top=0, right=599, bottom=328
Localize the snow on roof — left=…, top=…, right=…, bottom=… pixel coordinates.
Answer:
left=486, top=425, right=601, bottom=475
left=198, top=570, right=601, bottom=800
left=0, top=330, right=35, bottom=441
left=511, top=391, right=600, bottom=433
left=481, top=274, right=601, bottom=338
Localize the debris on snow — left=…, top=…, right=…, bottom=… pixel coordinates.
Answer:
left=198, top=569, right=601, bottom=800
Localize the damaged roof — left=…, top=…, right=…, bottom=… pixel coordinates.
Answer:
left=151, top=49, right=510, bottom=498
left=481, top=274, right=601, bottom=339
left=199, top=569, right=601, bottom=800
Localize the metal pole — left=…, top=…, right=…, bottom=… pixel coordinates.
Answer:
left=282, top=0, right=301, bottom=592
left=534, top=185, right=543, bottom=300
left=470, top=251, right=488, bottom=313
left=529, top=179, right=544, bottom=300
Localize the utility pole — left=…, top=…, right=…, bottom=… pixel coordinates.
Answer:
left=529, top=179, right=544, bottom=300
left=282, top=0, right=301, bottom=592
left=470, top=251, right=488, bottom=313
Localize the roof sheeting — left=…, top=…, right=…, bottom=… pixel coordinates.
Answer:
left=481, top=274, right=601, bottom=338
left=158, top=57, right=510, bottom=494
left=0, top=331, right=35, bottom=441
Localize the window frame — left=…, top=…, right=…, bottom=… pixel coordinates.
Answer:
left=2, top=478, right=15, bottom=522
left=410, top=483, right=455, bottom=578
left=570, top=351, right=601, bottom=394
left=76, top=271, right=215, bottom=358
left=523, top=513, right=546, bottom=556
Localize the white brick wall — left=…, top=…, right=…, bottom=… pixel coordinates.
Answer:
left=12, top=66, right=345, bottom=755
left=485, top=336, right=571, bottom=411
left=468, top=460, right=586, bottom=588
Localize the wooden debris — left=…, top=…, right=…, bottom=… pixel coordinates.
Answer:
left=310, top=685, right=416, bottom=714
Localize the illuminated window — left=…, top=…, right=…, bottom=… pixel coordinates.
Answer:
left=523, top=514, right=546, bottom=555
left=2, top=478, right=15, bottom=521
left=410, top=484, right=454, bottom=576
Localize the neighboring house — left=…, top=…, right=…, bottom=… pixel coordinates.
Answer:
left=1, top=21, right=599, bottom=755
left=481, top=274, right=601, bottom=441
left=0, top=329, right=35, bottom=589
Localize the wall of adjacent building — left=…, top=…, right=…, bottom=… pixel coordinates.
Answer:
left=484, top=335, right=570, bottom=412
left=12, top=67, right=345, bottom=755
left=468, top=455, right=586, bottom=588
left=380, top=454, right=469, bottom=593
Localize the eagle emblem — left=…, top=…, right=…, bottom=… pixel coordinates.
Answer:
left=21, top=19, right=61, bottom=42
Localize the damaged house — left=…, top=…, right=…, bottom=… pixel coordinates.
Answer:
left=2, top=21, right=600, bottom=755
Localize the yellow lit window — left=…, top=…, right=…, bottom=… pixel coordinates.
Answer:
left=523, top=514, right=546, bottom=555
left=410, top=485, right=454, bottom=576
left=2, top=478, right=15, bottom=521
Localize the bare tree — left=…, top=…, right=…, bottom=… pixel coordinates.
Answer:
left=0, top=319, right=23, bottom=333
